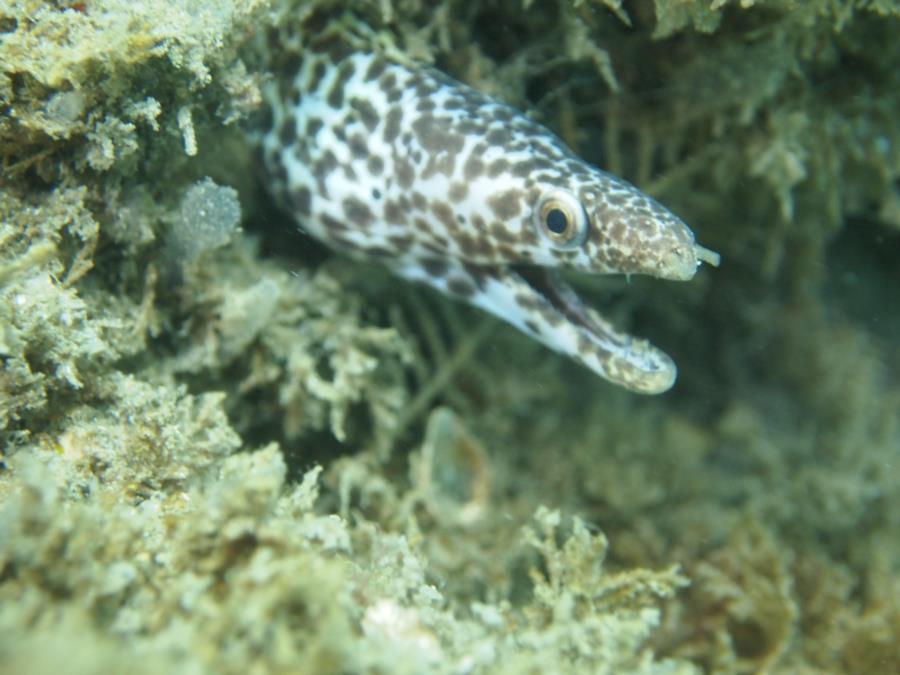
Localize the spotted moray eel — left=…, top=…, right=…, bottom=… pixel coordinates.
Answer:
left=259, top=33, right=719, bottom=394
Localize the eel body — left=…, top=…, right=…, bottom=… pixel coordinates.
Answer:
left=259, top=34, right=719, bottom=394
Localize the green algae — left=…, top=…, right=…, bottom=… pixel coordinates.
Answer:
left=1, top=0, right=899, bottom=673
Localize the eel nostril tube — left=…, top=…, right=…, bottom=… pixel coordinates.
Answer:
left=695, top=244, right=721, bottom=268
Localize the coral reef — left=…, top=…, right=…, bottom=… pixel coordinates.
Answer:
left=1, top=0, right=899, bottom=673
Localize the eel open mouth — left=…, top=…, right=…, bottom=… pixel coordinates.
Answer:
left=393, top=247, right=720, bottom=393
left=498, top=242, right=719, bottom=393
left=516, top=267, right=621, bottom=343
left=511, top=265, right=676, bottom=394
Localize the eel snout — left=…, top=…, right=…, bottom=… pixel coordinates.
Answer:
left=657, top=240, right=721, bottom=281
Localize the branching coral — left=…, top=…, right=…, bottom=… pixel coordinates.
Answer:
left=0, top=446, right=701, bottom=675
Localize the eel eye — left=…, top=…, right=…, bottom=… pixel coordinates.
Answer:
left=534, top=190, right=589, bottom=249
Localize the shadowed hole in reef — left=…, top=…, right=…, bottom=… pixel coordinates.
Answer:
left=825, top=213, right=900, bottom=344
left=237, top=390, right=378, bottom=485
left=280, top=429, right=346, bottom=484
left=252, top=196, right=333, bottom=270
left=727, top=618, right=769, bottom=660
left=467, top=1, right=555, bottom=63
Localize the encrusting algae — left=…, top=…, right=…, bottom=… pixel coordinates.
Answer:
left=1, top=1, right=899, bottom=673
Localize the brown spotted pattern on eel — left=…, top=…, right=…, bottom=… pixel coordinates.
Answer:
left=259, top=35, right=720, bottom=394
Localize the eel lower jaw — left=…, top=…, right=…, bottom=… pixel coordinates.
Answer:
left=390, top=258, right=677, bottom=394
left=514, top=266, right=677, bottom=394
